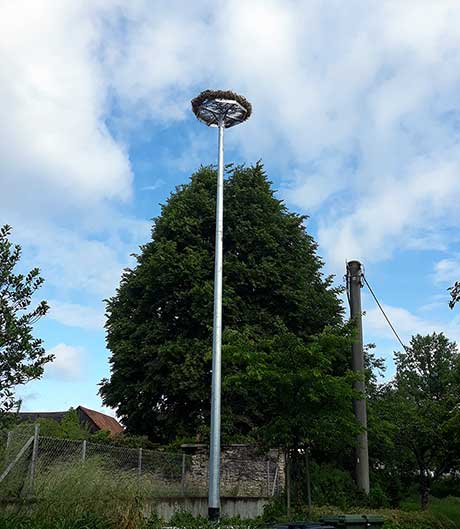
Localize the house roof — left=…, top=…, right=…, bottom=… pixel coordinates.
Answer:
left=17, top=406, right=124, bottom=436
left=17, top=411, right=67, bottom=422
left=77, top=406, right=124, bottom=435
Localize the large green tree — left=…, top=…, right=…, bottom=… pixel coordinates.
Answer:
left=372, top=333, right=460, bottom=510
left=0, top=225, right=51, bottom=422
left=101, top=163, right=349, bottom=443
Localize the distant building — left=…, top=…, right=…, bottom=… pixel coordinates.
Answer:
left=18, top=405, right=123, bottom=435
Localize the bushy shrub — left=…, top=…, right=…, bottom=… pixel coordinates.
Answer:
left=308, top=463, right=364, bottom=508
left=368, top=484, right=390, bottom=509
left=432, top=476, right=460, bottom=499
left=90, top=430, right=157, bottom=449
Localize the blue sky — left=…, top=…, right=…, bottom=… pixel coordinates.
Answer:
left=2, top=1, right=460, bottom=416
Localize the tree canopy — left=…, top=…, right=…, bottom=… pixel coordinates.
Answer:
left=0, top=225, right=51, bottom=422
left=371, top=333, right=460, bottom=509
left=100, top=163, right=353, bottom=445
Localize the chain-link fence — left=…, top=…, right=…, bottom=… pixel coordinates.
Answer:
left=0, top=426, right=281, bottom=499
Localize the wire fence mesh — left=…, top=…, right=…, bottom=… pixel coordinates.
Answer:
left=0, top=426, right=281, bottom=499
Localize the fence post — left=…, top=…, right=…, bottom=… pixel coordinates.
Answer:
left=29, top=423, right=40, bottom=495
left=272, top=464, right=279, bottom=496
left=286, top=452, right=291, bottom=517
left=6, top=431, right=11, bottom=451
left=82, top=440, right=87, bottom=462
left=181, top=453, right=186, bottom=496
left=138, top=448, right=143, bottom=477
left=266, top=460, right=270, bottom=496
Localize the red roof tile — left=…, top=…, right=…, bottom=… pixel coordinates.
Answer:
left=77, top=406, right=124, bottom=435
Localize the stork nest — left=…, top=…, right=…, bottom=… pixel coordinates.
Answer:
left=191, top=90, right=252, bottom=121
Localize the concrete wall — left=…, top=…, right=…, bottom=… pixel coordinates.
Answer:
left=0, top=496, right=269, bottom=521
left=144, top=496, right=270, bottom=521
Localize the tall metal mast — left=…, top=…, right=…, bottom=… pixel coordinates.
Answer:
left=191, top=90, right=252, bottom=521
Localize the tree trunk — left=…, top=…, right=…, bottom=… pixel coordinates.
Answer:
left=420, top=471, right=430, bottom=510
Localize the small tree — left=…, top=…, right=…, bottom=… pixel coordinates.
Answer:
left=377, top=333, right=460, bottom=509
left=223, top=323, right=360, bottom=513
left=449, top=281, right=460, bottom=309
left=0, top=225, right=51, bottom=422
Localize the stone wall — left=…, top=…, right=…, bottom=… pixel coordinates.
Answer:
left=181, top=444, right=284, bottom=497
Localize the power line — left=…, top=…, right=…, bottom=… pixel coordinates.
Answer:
left=362, top=275, right=408, bottom=351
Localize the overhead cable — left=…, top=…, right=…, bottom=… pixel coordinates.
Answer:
left=362, top=275, right=408, bottom=352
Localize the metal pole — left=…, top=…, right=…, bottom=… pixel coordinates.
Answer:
left=82, top=440, right=87, bottom=462
left=29, top=423, right=40, bottom=495
left=286, top=451, right=291, bottom=517
left=181, top=453, right=186, bottom=496
left=208, top=121, right=224, bottom=521
left=305, top=447, right=312, bottom=518
left=6, top=431, right=11, bottom=451
left=347, top=260, right=370, bottom=494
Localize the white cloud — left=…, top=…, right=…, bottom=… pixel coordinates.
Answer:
left=0, top=1, right=150, bottom=302
left=434, top=256, right=460, bottom=285
left=8, top=217, right=149, bottom=300
left=364, top=302, right=460, bottom=347
left=2, top=0, right=460, bottom=303
left=0, top=1, right=133, bottom=213
left=209, top=1, right=460, bottom=270
left=48, top=300, right=105, bottom=330
left=141, top=179, right=165, bottom=192
left=319, top=158, right=460, bottom=267
left=46, top=343, right=84, bottom=381
left=3, top=0, right=460, bottom=414
left=418, top=301, right=447, bottom=314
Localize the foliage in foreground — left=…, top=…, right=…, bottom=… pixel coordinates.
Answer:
left=0, top=460, right=151, bottom=529
left=0, top=225, right=51, bottom=423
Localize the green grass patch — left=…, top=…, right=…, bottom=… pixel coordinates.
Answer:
left=261, top=498, right=459, bottom=529
left=401, top=496, right=460, bottom=528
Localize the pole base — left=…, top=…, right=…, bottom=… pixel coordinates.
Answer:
left=208, top=507, right=220, bottom=521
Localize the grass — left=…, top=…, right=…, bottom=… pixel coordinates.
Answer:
left=0, top=458, right=156, bottom=529
left=261, top=497, right=460, bottom=529
left=401, top=496, right=460, bottom=528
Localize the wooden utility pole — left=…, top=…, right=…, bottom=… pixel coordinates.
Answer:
left=347, top=260, right=370, bottom=494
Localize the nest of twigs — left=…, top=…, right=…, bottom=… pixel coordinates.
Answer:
left=191, top=90, right=252, bottom=121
